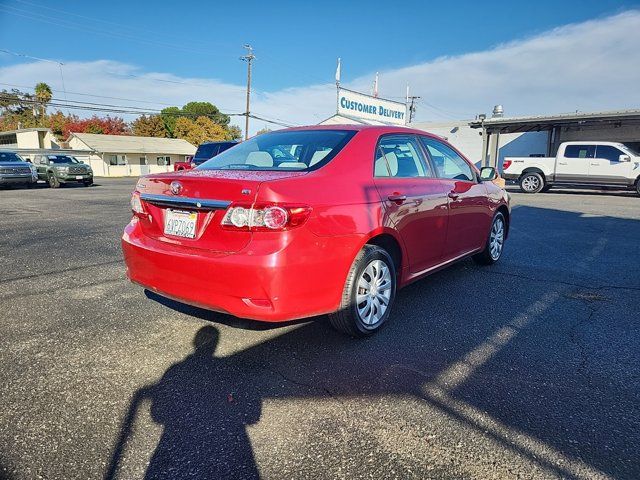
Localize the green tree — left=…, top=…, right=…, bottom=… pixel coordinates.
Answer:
left=34, top=82, right=52, bottom=118
left=160, top=106, right=181, bottom=137
left=226, top=125, right=243, bottom=140
left=182, top=101, right=230, bottom=126
left=255, top=127, right=272, bottom=136
left=132, top=115, right=169, bottom=137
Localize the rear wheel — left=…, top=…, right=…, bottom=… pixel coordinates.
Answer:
left=473, top=212, right=506, bottom=265
left=48, top=174, right=60, bottom=188
left=329, top=245, right=396, bottom=337
left=519, top=172, right=544, bottom=193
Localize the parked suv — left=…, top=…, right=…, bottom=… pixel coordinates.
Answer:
left=174, top=141, right=238, bottom=171
left=123, top=126, right=510, bottom=336
left=503, top=141, right=640, bottom=195
left=33, top=154, right=93, bottom=188
left=0, top=151, right=37, bottom=187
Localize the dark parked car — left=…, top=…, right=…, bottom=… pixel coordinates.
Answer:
left=32, top=154, right=93, bottom=188
left=174, top=141, right=238, bottom=171
left=0, top=151, right=37, bottom=187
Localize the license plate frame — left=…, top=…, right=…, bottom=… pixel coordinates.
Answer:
left=75, top=175, right=83, bottom=180
left=164, top=209, right=197, bottom=239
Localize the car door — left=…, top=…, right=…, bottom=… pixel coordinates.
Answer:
left=555, top=144, right=594, bottom=182
left=420, top=136, right=491, bottom=259
left=590, top=145, right=634, bottom=185
left=34, top=155, right=47, bottom=180
left=373, top=134, right=449, bottom=275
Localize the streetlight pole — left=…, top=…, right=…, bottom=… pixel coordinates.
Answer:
left=240, top=45, right=255, bottom=140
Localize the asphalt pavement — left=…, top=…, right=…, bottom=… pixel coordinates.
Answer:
left=0, top=179, right=638, bottom=479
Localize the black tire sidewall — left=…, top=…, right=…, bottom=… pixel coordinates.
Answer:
left=349, top=247, right=397, bottom=335
left=520, top=172, right=544, bottom=193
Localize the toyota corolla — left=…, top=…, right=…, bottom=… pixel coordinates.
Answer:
left=122, top=125, right=510, bottom=336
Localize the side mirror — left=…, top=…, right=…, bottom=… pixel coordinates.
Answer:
left=479, top=166, right=498, bottom=181
left=619, top=154, right=631, bottom=162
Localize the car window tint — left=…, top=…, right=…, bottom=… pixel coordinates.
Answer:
left=595, top=145, right=624, bottom=161
left=565, top=145, right=595, bottom=159
left=421, top=137, right=474, bottom=181
left=375, top=135, right=431, bottom=178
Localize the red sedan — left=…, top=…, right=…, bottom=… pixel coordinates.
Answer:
left=122, top=125, right=510, bottom=336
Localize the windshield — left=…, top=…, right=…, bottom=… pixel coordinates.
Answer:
left=623, top=144, right=640, bottom=156
left=198, top=130, right=356, bottom=171
left=0, top=152, right=25, bottom=162
left=48, top=155, right=78, bottom=164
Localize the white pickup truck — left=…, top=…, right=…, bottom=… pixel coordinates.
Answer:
left=502, top=141, right=640, bottom=195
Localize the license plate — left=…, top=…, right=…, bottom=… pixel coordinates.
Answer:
left=164, top=210, right=197, bottom=239
left=75, top=175, right=83, bottom=180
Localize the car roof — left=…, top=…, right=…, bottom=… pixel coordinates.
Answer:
left=279, top=124, right=442, bottom=139
left=199, top=141, right=238, bottom=146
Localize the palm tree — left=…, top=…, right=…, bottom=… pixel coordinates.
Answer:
left=34, top=82, right=52, bottom=118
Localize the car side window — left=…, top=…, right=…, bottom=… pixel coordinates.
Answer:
left=420, top=137, right=475, bottom=182
left=564, top=145, right=596, bottom=159
left=595, top=145, right=624, bottom=162
left=374, top=135, right=431, bottom=178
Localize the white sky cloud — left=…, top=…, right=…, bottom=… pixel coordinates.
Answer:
left=1, top=10, right=639, bottom=133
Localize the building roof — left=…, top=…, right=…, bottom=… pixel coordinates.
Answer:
left=0, top=128, right=51, bottom=135
left=70, top=133, right=196, bottom=155
left=469, top=109, right=640, bottom=133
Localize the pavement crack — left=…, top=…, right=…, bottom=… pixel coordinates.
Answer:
left=261, top=365, right=342, bottom=402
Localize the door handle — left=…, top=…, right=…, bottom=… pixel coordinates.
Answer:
left=590, top=163, right=600, bottom=166
left=387, top=194, right=407, bottom=205
left=558, top=162, right=568, bottom=165
left=448, top=191, right=460, bottom=200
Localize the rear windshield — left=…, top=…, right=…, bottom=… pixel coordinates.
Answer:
left=0, top=152, right=24, bottom=162
left=198, top=130, right=356, bottom=171
left=194, top=143, right=219, bottom=160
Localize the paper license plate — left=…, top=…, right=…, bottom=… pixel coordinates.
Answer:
left=164, top=210, right=197, bottom=239
left=75, top=176, right=84, bottom=180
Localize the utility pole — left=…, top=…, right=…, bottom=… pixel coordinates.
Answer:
left=240, top=44, right=255, bottom=140
left=407, top=96, right=420, bottom=123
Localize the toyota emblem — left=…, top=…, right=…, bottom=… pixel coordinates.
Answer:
left=170, top=181, right=183, bottom=195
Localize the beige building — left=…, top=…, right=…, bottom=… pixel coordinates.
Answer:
left=68, top=133, right=196, bottom=177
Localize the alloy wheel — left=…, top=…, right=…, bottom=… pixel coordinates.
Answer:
left=356, top=259, right=392, bottom=326
left=489, top=217, right=505, bottom=260
left=522, top=175, right=540, bottom=192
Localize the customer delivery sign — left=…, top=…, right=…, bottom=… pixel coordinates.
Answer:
left=337, top=87, right=407, bottom=126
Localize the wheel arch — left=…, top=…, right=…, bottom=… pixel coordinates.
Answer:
left=363, top=231, right=404, bottom=278
left=521, top=167, right=546, bottom=181
left=496, top=205, right=510, bottom=239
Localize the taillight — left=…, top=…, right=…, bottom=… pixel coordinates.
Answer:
left=502, top=160, right=512, bottom=170
left=221, top=204, right=311, bottom=231
left=130, top=191, right=146, bottom=217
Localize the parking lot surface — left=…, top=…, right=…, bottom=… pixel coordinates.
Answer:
left=0, top=179, right=639, bottom=479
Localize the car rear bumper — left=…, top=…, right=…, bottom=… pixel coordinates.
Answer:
left=122, top=218, right=361, bottom=322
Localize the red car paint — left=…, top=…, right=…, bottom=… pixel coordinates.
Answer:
left=122, top=125, right=510, bottom=322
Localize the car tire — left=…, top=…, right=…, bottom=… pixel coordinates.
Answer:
left=473, top=212, right=506, bottom=265
left=519, top=172, right=545, bottom=193
left=328, top=245, right=396, bottom=337
left=635, top=179, right=640, bottom=197
left=83, top=180, right=93, bottom=187
left=48, top=174, right=61, bottom=188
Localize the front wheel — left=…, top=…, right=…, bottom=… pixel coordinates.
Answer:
left=473, top=212, right=506, bottom=265
left=519, top=172, right=545, bottom=193
left=635, top=180, right=640, bottom=197
left=48, top=174, right=61, bottom=188
left=83, top=180, right=93, bottom=187
left=328, top=245, right=396, bottom=337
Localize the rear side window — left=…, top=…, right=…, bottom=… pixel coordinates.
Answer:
left=374, top=135, right=431, bottom=178
left=195, top=143, right=219, bottom=160
left=564, top=145, right=595, bottom=159
left=595, top=145, right=624, bottom=162
left=420, top=137, right=475, bottom=182
left=198, top=130, right=356, bottom=171
left=0, top=152, right=23, bottom=162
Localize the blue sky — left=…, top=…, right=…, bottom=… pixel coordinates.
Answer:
left=1, top=0, right=640, bottom=131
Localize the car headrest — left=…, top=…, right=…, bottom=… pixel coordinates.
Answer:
left=246, top=151, right=274, bottom=167
left=310, top=150, right=330, bottom=166
left=375, top=151, right=398, bottom=177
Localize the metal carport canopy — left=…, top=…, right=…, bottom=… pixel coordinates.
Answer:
left=469, top=109, right=640, bottom=134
